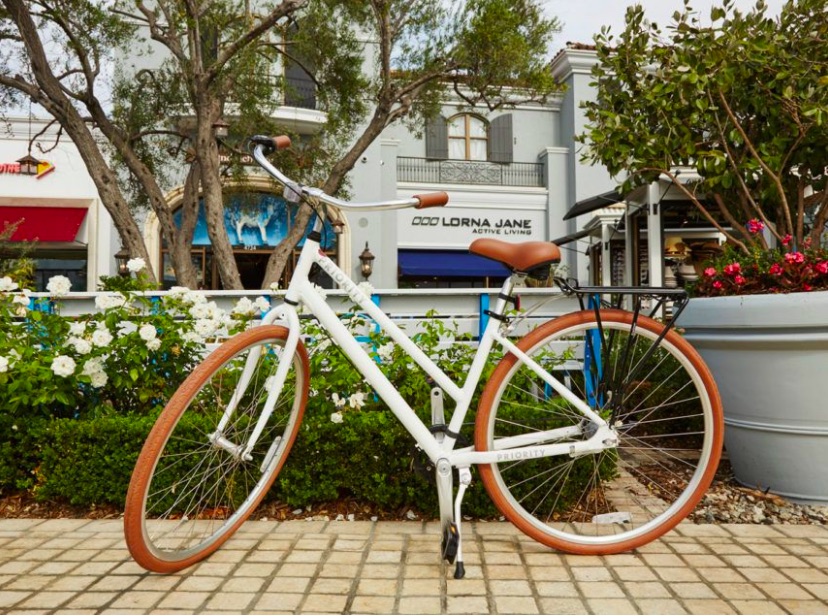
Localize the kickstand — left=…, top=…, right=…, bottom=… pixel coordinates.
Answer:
left=451, top=467, right=472, bottom=579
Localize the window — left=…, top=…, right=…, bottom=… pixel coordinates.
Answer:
left=425, top=113, right=513, bottom=163
left=448, top=114, right=488, bottom=161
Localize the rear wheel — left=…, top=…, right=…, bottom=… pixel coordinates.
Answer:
left=475, top=309, right=723, bottom=554
left=124, top=325, right=309, bottom=572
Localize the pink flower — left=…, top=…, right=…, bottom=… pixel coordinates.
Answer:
left=769, top=263, right=784, bottom=276
left=816, top=261, right=828, bottom=274
left=734, top=275, right=746, bottom=285
left=712, top=281, right=723, bottom=289
left=704, top=267, right=717, bottom=278
left=784, top=252, right=805, bottom=264
left=803, top=284, right=813, bottom=291
left=782, top=234, right=793, bottom=246
left=723, top=263, right=742, bottom=276
left=746, top=219, right=765, bottom=234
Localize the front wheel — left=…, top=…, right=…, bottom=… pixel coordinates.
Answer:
left=475, top=309, right=723, bottom=554
left=124, top=325, right=309, bottom=573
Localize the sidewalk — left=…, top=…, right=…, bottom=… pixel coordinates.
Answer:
left=1, top=518, right=827, bottom=615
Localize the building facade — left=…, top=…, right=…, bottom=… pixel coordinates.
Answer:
left=0, top=118, right=118, bottom=291
left=8, top=47, right=678, bottom=292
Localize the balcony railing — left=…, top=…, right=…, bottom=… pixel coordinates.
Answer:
left=398, top=157, right=545, bottom=187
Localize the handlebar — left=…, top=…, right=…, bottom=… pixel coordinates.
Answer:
left=248, top=134, right=449, bottom=212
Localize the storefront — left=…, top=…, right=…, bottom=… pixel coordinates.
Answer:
left=396, top=198, right=547, bottom=288
left=0, top=118, right=112, bottom=291
left=160, top=191, right=338, bottom=290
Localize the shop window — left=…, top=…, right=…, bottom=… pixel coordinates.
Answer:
left=161, top=191, right=337, bottom=290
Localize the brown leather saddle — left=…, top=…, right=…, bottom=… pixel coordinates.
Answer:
left=469, top=238, right=561, bottom=279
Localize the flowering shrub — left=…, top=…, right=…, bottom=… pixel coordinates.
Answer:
left=691, top=219, right=828, bottom=297
left=0, top=267, right=265, bottom=419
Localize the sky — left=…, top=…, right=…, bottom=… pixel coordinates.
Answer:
left=546, top=0, right=788, bottom=49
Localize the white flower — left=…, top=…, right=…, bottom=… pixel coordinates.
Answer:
left=138, top=324, right=157, bottom=341
left=68, top=322, right=86, bottom=336
left=330, top=412, right=344, bottom=424
left=12, top=294, right=29, bottom=310
left=168, top=286, right=190, bottom=297
left=146, top=338, right=161, bottom=351
left=183, top=290, right=207, bottom=305
left=331, top=393, right=346, bottom=409
left=232, top=297, right=256, bottom=316
left=51, top=355, right=76, bottom=377
left=357, top=281, right=374, bottom=296
left=82, top=358, right=105, bottom=376
left=269, top=282, right=280, bottom=291
left=194, top=318, right=220, bottom=338
left=126, top=257, right=146, bottom=273
left=46, top=275, right=72, bottom=297
left=116, top=321, right=138, bottom=337
left=182, top=331, right=203, bottom=344
left=92, top=328, right=114, bottom=347
left=189, top=303, right=209, bottom=319
left=0, top=276, right=18, bottom=292
left=348, top=391, right=367, bottom=410
left=254, top=296, right=271, bottom=312
left=311, top=283, right=327, bottom=299
left=95, top=293, right=127, bottom=311
left=0, top=356, right=8, bottom=372
left=376, top=343, right=395, bottom=361
left=89, top=370, right=108, bottom=388
left=68, top=337, right=92, bottom=355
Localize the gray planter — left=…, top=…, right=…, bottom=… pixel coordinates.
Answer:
left=678, top=291, right=828, bottom=504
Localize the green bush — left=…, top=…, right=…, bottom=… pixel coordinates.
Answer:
left=0, top=273, right=568, bottom=519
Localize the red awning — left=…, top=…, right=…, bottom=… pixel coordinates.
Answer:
left=0, top=206, right=88, bottom=242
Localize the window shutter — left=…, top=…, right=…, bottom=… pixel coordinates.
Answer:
left=488, top=114, right=513, bottom=163
left=425, top=115, right=448, bottom=160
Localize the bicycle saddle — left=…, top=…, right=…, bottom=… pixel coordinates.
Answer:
left=469, top=238, right=561, bottom=274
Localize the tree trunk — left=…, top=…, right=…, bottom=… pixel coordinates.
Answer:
left=194, top=108, right=243, bottom=290
left=4, top=0, right=156, bottom=284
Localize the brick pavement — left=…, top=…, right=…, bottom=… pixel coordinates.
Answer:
left=0, top=518, right=827, bottom=614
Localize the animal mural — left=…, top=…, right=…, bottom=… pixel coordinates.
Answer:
left=225, top=196, right=287, bottom=246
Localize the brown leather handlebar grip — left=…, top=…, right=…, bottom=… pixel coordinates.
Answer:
left=273, top=135, right=291, bottom=150
left=414, top=191, right=449, bottom=209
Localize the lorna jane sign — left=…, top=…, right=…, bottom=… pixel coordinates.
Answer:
left=399, top=209, right=545, bottom=248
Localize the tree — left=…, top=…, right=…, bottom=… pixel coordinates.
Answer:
left=580, top=0, right=828, bottom=253
left=2, top=0, right=561, bottom=289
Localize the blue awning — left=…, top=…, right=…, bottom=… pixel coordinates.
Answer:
left=398, top=250, right=510, bottom=278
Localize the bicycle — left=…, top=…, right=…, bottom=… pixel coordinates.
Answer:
left=124, top=135, right=724, bottom=577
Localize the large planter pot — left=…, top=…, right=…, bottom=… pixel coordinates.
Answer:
left=678, top=291, right=828, bottom=504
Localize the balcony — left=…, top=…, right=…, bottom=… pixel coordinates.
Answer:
left=398, top=157, right=545, bottom=188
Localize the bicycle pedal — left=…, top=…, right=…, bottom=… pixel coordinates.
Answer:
left=442, top=522, right=459, bottom=564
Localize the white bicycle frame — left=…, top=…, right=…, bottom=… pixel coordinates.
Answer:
left=220, top=231, right=618, bottom=472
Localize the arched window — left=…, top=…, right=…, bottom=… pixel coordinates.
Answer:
left=447, top=114, right=488, bottom=161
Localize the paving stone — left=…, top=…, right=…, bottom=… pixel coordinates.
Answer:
left=585, top=597, right=638, bottom=614
left=537, top=597, right=589, bottom=614
left=492, top=595, right=540, bottom=614
left=349, top=595, right=396, bottom=614
left=398, top=595, right=442, bottom=614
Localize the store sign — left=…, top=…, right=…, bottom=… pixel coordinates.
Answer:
left=411, top=215, right=534, bottom=237
left=0, top=160, right=55, bottom=179
left=399, top=209, right=545, bottom=248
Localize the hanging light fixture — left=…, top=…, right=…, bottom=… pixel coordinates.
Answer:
left=16, top=154, right=40, bottom=176
left=115, top=247, right=130, bottom=277
left=359, top=242, right=375, bottom=279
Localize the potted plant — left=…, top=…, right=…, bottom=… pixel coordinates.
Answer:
left=580, top=0, right=828, bottom=502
